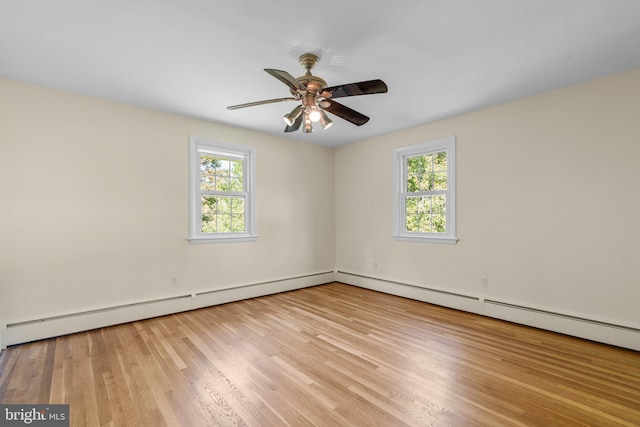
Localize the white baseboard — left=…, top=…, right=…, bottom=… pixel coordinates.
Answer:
left=0, top=271, right=335, bottom=350
left=336, top=271, right=482, bottom=314
left=4, top=271, right=638, bottom=353
left=483, top=300, right=640, bottom=351
left=337, top=271, right=640, bottom=352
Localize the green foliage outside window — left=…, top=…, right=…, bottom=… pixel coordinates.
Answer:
left=406, top=152, right=447, bottom=192
left=200, top=155, right=245, bottom=233
left=405, top=152, right=447, bottom=233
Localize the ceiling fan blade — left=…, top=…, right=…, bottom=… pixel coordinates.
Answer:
left=322, top=79, right=388, bottom=99
left=322, top=100, right=370, bottom=126
left=264, top=69, right=307, bottom=93
left=227, top=97, right=297, bottom=110
left=284, top=113, right=303, bottom=132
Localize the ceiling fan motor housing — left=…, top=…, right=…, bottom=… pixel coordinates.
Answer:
left=291, top=53, right=327, bottom=96
left=295, top=74, right=327, bottom=94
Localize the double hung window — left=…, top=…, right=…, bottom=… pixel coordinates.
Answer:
left=393, top=136, right=457, bottom=244
left=189, top=137, right=256, bottom=242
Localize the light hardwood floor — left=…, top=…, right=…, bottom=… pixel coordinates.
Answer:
left=1, top=282, right=639, bottom=426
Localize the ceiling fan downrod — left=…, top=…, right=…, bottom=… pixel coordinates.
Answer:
left=293, top=53, right=330, bottom=133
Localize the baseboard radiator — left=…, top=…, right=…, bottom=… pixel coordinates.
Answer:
left=483, top=300, right=640, bottom=351
left=337, top=271, right=640, bottom=352
left=0, top=271, right=335, bottom=350
left=3, top=271, right=638, bottom=352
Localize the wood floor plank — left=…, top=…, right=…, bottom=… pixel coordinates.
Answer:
left=1, top=282, right=639, bottom=426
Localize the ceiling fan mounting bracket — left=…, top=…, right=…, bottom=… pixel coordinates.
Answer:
left=298, top=53, right=320, bottom=71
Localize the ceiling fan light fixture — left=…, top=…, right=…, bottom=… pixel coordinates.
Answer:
left=319, top=110, right=333, bottom=130
left=303, top=112, right=313, bottom=133
left=307, top=106, right=322, bottom=123
left=283, top=105, right=303, bottom=126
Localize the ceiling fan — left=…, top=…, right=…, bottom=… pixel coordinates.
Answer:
left=227, top=53, right=388, bottom=133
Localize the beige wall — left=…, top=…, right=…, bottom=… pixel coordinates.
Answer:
left=2, top=67, right=639, bottom=337
left=335, top=68, right=640, bottom=327
left=0, top=78, right=335, bottom=324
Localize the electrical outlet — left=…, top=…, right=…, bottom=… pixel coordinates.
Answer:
left=171, top=275, right=179, bottom=286
left=481, top=276, right=488, bottom=287
left=372, top=262, right=378, bottom=270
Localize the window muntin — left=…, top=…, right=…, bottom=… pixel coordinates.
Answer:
left=394, top=136, right=457, bottom=244
left=189, top=137, right=256, bottom=242
left=405, top=151, right=448, bottom=233
left=199, top=154, right=245, bottom=233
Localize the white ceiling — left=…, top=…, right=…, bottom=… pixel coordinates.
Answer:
left=2, top=1, right=640, bottom=147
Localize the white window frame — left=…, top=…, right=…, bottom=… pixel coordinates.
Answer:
left=393, top=136, right=457, bottom=244
left=189, top=136, right=257, bottom=243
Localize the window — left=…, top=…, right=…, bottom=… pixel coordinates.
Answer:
left=393, top=136, right=457, bottom=244
left=189, top=137, right=256, bottom=242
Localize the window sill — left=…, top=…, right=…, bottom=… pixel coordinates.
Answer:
left=393, top=234, right=458, bottom=245
left=188, top=235, right=258, bottom=244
